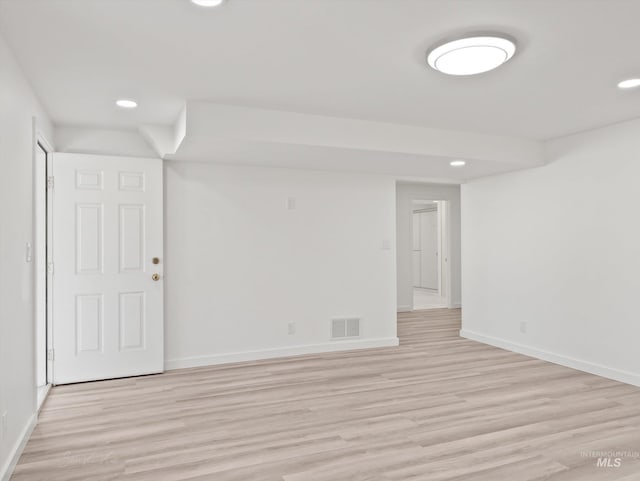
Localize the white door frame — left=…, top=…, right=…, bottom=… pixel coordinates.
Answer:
left=408, top=198, right=453, bottom=310
left=438, top=200, right=451, bottom=305
left=32, top=122, right=54, bottom=409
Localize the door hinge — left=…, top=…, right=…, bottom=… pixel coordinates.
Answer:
left=47, top=261, right=54, bottom=275
left=47, top=349, right=54, bottom=361
left=47, top=176, right=54, bottom=190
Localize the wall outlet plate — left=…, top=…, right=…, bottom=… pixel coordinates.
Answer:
left=520, top=321, right=527, bottom=334
left=25, top=242, right=33, bottom=262
left=1, top=411, right=7, bottom=440
left=288, top=322, right=296, bottom=335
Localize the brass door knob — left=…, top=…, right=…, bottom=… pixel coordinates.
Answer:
left=152, top=257, right=160, bottom=264
left=152, top=273, right=160, bottom=281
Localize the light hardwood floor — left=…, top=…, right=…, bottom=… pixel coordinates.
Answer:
left=13, top=309, right=640, bottom=480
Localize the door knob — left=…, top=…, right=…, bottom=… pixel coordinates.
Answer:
left=152, top=273, right=160, bottom=281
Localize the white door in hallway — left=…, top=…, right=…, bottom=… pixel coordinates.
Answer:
left=412, top=212, right=421, bottom=287
left=419, top=210, right=438, bottom=289
left=52, top=154, right=164, bottom=384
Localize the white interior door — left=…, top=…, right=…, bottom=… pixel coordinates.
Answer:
left=412, top=212, right=421, bottom=287
left=52, top=153, right=163, bottom=384
left=419, top=210, right=438, bottom=289
left=437, top=201, right=447, bottom=299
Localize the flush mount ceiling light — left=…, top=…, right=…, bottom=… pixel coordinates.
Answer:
left=191, top=0, right=224, bottom=6
left=450, top=160, right=466, bottom=167
left=618, top=78, right=640, bottom=89
left=116, top=99, right=137, bottom=109
left=427, top=35, right=516, bottom=76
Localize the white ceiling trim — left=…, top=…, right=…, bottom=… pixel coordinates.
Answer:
left=138, top=101, right=545, bottom=180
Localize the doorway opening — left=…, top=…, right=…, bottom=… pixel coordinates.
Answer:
left=412, top=199, right=449, bottom=310
left=34, top=138, right=53, bottom=407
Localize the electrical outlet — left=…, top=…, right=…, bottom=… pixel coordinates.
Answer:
left=1, top=411, right=7, bottom=440
left=286, top=197, right=296, bottom=210
left=288, top=322, right=296, bottom=335
left=520, top=321, right=527, bottom=334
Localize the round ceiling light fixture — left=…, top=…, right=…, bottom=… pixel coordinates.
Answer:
left=618, top=78, right=640, bottom=89
left=450, top=160, right=466, bottom=167
left=116, top=99, right=138, bottom=109
left=427, top=35, right=516, bottom=76
left=191, top=0, right=224, bottom=6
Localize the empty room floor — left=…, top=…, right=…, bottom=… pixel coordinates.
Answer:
left=13, top=310, right=640, bottom=481
left=413, top=287, right=447, bottom=309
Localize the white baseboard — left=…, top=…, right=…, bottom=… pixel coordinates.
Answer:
left=397, top=305, right=412, bottom=312
left=1, top=413, right=37, bottom=481
left=450, top=302, right=462, bottom=308
left=460, top=329, right=640, bottom=387
left=165, top=337, right=400, bottom=370
left=37, top=384, right=51, bottom=411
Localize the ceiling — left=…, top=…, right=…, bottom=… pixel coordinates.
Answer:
left=1, top=0, right=640, bottom=179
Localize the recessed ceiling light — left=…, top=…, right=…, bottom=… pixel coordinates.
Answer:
left=618, top=78, right=640, bottom=89
left=427, top=35, right=516, bottom=76
left=116, top=99, right=137, bottom=109
left=450, top=160, right=466, bottom=167
left=191, top=0, right=224, bottom=6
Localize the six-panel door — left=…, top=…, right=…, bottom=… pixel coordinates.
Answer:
left=52, top=154, right=163, bottom=384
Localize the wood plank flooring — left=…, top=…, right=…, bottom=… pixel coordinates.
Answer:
left=13, top=309, right=640, bottom=480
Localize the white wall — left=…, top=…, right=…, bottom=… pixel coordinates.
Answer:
left=0, top=34, right=53, bottom=480
left=164, top=162, right=398, bottom=368
left=396, top=183, right=461, bottom=311
left=55, top=126, right=157, bottom=158
left=461, top=118, right=640, bottom=386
